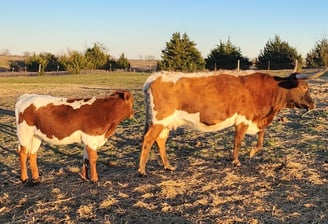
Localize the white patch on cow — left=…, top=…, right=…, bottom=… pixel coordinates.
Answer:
left=16, top=94, right=96, bottom=112
left=143, top=70, right=257, bottom=86
left=17, top=121, right=107, bottom=154
left=158, top=127, right=170, bottom=139
left=152, top=109, right=259, bottom=135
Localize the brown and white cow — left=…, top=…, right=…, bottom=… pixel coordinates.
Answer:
left=138, top=69, right=327, bottom=175
left=15, top=90, right=133, bottom=183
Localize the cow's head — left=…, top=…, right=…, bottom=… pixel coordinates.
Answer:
left=278, top=69, right=327, bottom=110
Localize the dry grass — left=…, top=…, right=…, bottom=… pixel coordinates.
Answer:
left=0, top=72, right=327, bottom=224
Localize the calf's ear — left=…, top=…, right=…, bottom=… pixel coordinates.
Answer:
left=118, top=91, right=131, bottom=101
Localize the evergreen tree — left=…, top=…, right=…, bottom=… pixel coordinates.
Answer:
left=159, top=32, right=204, bottom=72
left=116, top=53, right=130, bottom=70
left=256, top=35, right=302, bottom=70
left=25, top=53, right=49, bottom=74
left=305, top=38, right=328, bottom=68
left=59, top=51, right=87, bottom=74
left=85, top=43, right=108, bottom=70
left=205, top=38, right=251, bottom=70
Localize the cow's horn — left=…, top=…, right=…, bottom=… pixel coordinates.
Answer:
left=296, top=68, right=328, bottom=80
left=293, top=59, right=298, bottom=73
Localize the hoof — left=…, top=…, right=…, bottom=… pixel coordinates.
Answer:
left=232, top=160, right=241, bottom=167
left=138, top=173, right=147, bottom=178
left=164, top=166, right=176, bottom=172
left=249, top=149, right=257, bottom=158
left=24, top=178, right=40, bottom=187
left=31, top=178, right=40, bottom=185
left=21, top=179, right=28, bottom=184
left=79, top=172, right=90, bottom=181
left=90, top=176, right=98, bottom=183
left=137, top=169, right=147, bottom=177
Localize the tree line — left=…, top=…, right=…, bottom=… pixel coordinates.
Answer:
left=7, top=33, right=328, bottom=73
left=159, top=33, right=328, bottom=72
left=9, top=43, right=130, bottom=74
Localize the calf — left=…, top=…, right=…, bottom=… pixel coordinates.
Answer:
left=15, top=90, right=133, bottom=183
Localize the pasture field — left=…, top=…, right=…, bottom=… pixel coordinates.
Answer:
left=0, top=72, right=327, bottom=223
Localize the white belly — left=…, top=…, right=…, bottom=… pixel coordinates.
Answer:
left=153, top=110, right=260, bottom=135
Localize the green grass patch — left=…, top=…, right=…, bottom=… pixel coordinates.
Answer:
left=0, top=72, right=149, bottom=87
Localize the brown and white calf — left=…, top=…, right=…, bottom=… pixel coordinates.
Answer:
left=138, top=69, right=327, bottom=176
left=15, top=90, right=133, bottom=183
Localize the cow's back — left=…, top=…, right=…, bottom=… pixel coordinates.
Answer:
left=143, top=71, right=281, bottom=132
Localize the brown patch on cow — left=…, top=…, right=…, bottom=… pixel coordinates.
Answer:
left=19, top=92, right=133, bottom=140
left=18, top=104, right=37, bottom=125
left=150, top=73, right=286, bottom=126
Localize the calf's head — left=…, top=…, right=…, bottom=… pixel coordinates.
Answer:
left=113, top=90, right=134, bottom=118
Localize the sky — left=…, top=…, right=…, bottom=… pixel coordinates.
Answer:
left=1, top=0, right=327, bottom=60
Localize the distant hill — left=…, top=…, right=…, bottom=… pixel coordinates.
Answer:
left=129, top=59, right=158, bottom=72
left=0, top=55, right=26, bottom=71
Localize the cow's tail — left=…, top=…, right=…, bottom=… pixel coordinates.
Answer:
left=143, top=82, right=152, bottom=135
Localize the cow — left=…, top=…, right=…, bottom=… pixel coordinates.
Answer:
left=138, top=69, right=327, bottom=176
left=15, top=90, right=133, bottom=184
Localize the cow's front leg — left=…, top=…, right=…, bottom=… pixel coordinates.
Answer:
left=156, top=128, right=175, bottom=171
left=18, top=145, right=28, bottom=183
left=250, top=130, right=265, bottom=158
left=232, top=123, right=248, bottom=166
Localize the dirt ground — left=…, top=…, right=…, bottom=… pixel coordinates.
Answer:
left=0, top=76, right=327, bottom=224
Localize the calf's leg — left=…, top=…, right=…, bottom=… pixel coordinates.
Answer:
left=232, top=123, right=248, bottom=166
left=19, top=145, right=28, bottom=183
left=82, top=146, right=98, bottom=182
left=29, top=152, right=39, bottom=183
left=138, top=124, right=164, bottom=176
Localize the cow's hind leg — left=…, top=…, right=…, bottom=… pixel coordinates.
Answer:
left=232, top=123, right=248, bottom=166
left=156, top=128, right=175, bottom=171
left=250, top=130, right=265, bottom=158
left=138, top=124, right=164, bottom=176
